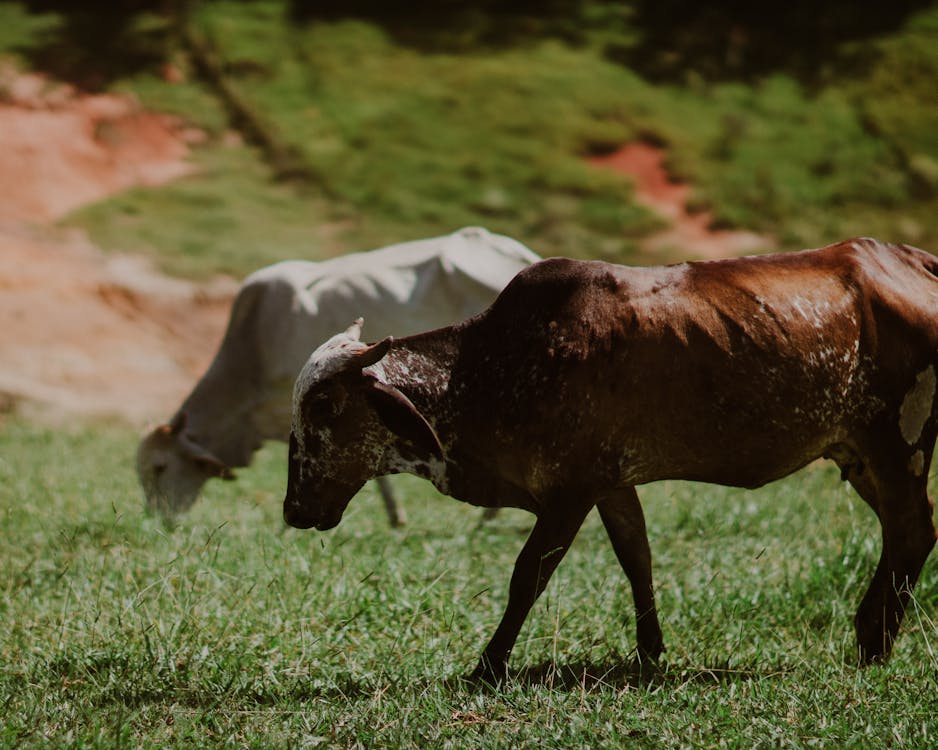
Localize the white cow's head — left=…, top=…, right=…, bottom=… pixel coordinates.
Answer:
left=136, top=412, right=235, bottom=522
left=284, top=319, right=442, bottom=530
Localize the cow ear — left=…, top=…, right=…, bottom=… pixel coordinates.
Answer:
left=366, top=381, right=443, bottom=462
left=354, top=336, right=393, bottom=371
left=169, top=411, right=187, bottom=435
left=176, top=430, right=235, bottom=479
left=195, top=457, right=236, bottom=480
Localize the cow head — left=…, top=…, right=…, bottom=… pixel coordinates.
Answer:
left=284, top=319, right=442, bottom=530
left=136, top=411, right=235, bottom=522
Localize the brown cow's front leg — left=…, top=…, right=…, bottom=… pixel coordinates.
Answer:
left=847, top=457, right=936, bottom=663
left=597, top=488, right=663, bottom=663
left=470, top=501, right=593, bottom=683
left=854, top=491, right=935, bottom=663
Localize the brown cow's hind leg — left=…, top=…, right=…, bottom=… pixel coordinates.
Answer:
left=597, top=488, right=663, bottom=663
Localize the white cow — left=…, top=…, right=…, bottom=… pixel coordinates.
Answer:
left=137, top=227, right=540, bottom=524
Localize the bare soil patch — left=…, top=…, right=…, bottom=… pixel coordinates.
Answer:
left=588, top=142, right=772, bottom=259
left=0, top=66, right=235, bottom=426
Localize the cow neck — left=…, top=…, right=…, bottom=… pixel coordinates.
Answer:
left=378, top=330, right=457, bottom=426
left=377, top=330, right=538, bottom=513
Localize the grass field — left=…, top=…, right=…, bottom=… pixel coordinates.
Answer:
left=2, top=419, right=936, bottom=747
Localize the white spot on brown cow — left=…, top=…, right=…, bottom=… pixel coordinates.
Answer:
left=909, top=449, right=925, bottom=476
left=899, top=365, right=936, bottom=445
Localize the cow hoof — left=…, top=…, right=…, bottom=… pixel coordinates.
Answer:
left=467, top=658, right=508, bottom=686
left=633, top=657, right=662, bottom=679
left=852, top=642, right=890, bottom=667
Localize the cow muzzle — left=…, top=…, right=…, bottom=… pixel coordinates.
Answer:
left=282, top=497, right=345, bottom=531
left=283, top=475, right=322, bottom=529
left=282, top=498, right=318, bottom=529
left=282, top=474, right=359, bottom=531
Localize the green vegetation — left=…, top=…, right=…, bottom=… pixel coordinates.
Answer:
left=0, top=2, right=56, bottom=59
left=1, top=419, right=936, bottom=747
left=73, top=145, right=339, bottom=280
left=3, top=0, right=936, bottom=276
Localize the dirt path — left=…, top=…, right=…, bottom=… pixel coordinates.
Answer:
left=0, top=66, right=235, bottom=426
left=0, top=224, right=235, bottom=424
left=588, top=142, right=771, bottom=259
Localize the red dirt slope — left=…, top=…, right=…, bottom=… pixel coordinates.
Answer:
left=0, top=65, right=235, bottom=426
left=588, top=142, right=771, bottom=259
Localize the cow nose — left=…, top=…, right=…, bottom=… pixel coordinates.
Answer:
left=283, top=497, right=316, bottom=529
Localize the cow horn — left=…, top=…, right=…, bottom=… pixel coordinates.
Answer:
left=304, top=321, right=391, bottom=382
left=346, top=317, right=364, bottom=340
left=355, top=337, right=393, bottom=370
left=341, top=318, right=390, bottom=368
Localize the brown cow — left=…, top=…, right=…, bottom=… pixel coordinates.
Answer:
left=284, top=238, right=938, bottom=681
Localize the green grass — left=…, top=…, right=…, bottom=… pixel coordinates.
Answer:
left=69, top=144, right=342, bottom=280
left=0, top=2, right=59, bottom=61
left=2, top=418, right=936, bottom=747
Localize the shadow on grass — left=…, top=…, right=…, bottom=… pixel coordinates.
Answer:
left=85, top=659, right=795, bottom=710
left=43, top=647, right=798, bottom=711
left=446, top=657, right=797, bottom=694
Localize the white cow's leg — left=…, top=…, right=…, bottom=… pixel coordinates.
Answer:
left=375, top=476, right=406, bottom=528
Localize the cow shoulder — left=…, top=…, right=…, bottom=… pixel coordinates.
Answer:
left=475, top=257, right=651, bottom=357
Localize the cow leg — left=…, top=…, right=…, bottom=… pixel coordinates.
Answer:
left=845, top=456, right=936, bottom=663
left=597, top=488, right=663, bottom=663
left=375, top=476, right=406, bottom=528
left=479, top=507, right=499, bottom=524
left=471, top=501, right=593, bottom=682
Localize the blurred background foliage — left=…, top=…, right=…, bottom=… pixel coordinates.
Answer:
left=2, top=0, right=936, bottom=276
